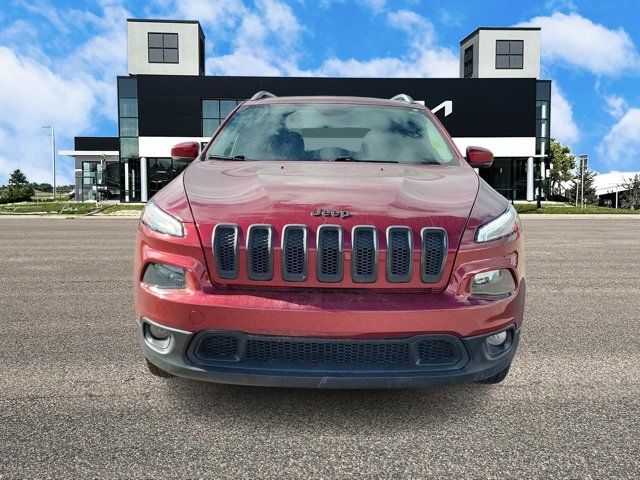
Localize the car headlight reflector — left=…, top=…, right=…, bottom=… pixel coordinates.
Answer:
left=141, top=201, right=185, bottom=237
left=475, top=204, right=520, bottom=243
left=142, top=262, right=187, bottom=289
left=471, top=269, right=516, bottom=297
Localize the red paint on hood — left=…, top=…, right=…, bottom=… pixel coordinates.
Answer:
left=184, top=160, right=479, bottom=289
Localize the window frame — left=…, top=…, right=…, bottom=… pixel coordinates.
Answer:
left=463, top=45, right=474, bottom=78
left=148, top=32, right=179, bottom=64
left=202, top=98, right=244, bottom=137
left=495, top=40, right=524, bottom=70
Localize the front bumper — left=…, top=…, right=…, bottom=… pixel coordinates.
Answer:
left=140, top=320, right=520, bottom=389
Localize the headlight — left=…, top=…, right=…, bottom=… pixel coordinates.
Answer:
left=142, top=263, right=187, bottom=289
left=475, top=204, right=520, bottom=243
left=140, top=201, right=184, bottom=237
left=471, top=269, right=516, bottom=297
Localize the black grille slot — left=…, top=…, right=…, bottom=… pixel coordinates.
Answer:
left=421, top=229, right=447, bottom=283
left=316, top=226, right=343, bottom=282
left=386, top=227, right=413, bottom=282
left=213, top=224, right=238, bottom=279
left=416, top=338, right=459, bottom=366
left=282, top=225, right=307, bottom=282
left=246, top=338, right=411, bottom=365
left=196, top=335, right=239, bottom=361
left=352, top=226, right=378, bottom=283
left=247, top=225, right=273, bottom=281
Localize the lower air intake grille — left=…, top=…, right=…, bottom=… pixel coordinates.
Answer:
left=246, top=338, right=411, bottom=365
left=352, top=226, right=378, bottom=283
left=282, top=225, right=307, bottom=281
left=190, top=333, right=467, bottom=371
left=213, top=224, right=238, bottom=279
left=386, top=227, right=412, bottom=282
left=247, top=225, right=273, bottom=281
left=197, top=335, right=239, bottom=361
left=416, top=338, right=459, bottom=366
left=316, top=226, right=343, bottom=282
left=421, top=228, right=447, bottom=283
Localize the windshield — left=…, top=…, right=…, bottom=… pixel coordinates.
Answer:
left=206, top=103, right=458, bottom=165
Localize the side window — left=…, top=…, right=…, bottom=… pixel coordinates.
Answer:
left=463, top=45, right=474, bottom=78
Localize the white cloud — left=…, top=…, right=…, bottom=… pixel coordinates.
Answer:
left=550, top=83, right=579, bottom=144
left=0, top=47, right=96, bottom=183
left=597, top=108, right=640, bottom=169
left=198, top=0, right=306, bottom=76
left=174, top=0, right=246, bottom=33
left=518, top=12, right=640, bottom=76
left=604, top=95, right=628, bottom=119
left=257, top=0, right=302, bottom=46
left=316, top=9, right=458, bottom=78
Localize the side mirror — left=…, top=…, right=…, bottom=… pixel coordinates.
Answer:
left=466, top=146, right=494, bottom=169
left=171, top=141, right=199, bottom=161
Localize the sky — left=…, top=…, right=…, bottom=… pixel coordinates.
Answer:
left=1, top=0, right=639, bottom=185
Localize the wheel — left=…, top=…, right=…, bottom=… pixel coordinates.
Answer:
left=145, top=358, right=173, bottom=378
left=478, top=363, right=511, bottom=384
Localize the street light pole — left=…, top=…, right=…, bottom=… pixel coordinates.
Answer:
left=42, top=125, right=56, bottom=199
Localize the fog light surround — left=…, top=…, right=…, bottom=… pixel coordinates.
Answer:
left=471, top=269, right=516, bottom=298
left=144, top=322, right=172, bottom=350
left=142, top=263, right=187, bottom=289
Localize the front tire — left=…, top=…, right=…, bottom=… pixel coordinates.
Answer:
left=145, top=358, right=173, bottom=378
left=478, top=363, right=511, bottom=384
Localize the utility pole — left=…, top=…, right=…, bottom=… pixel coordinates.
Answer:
left=42, top=125, right=56, bottom=199
left=579, top=154, right=588, bottom=209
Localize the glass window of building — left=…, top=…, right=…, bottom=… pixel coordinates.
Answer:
left=148, top=33, right=179, bottom=64
left=496, top=40, right=524, bottom=69
left=202, top=99, right=243, bottom=136
left=118, top=77, right=140, bottom=202
left=463, top=45, right=474, bottom=78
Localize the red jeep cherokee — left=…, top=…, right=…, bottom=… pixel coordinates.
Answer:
left=135, top=93, right=524, bottom=388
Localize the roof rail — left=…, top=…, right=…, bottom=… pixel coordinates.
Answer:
left=250, top=91, right=277, bottom=100
left=390, top=94, right=415, bottom=104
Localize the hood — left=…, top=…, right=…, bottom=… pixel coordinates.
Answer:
left=184, top=160, right=479, bottom=288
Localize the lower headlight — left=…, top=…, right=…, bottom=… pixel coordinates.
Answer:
left=471, top=269, right=516, bottom=297
left=142, top=263, right=186, bottom=289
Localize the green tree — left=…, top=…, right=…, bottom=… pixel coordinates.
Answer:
left=8, top=169, right=28, bottom=187
left=567, top=168, right=598, bottom=206
left=5, top=169, right=35, bottom=203
left=548, top=139, right=576, bottom=196
left=620, top=174, right=640, bottom=210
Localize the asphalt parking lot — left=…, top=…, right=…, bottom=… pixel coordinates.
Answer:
left=1, top=216, right=639, bottom=479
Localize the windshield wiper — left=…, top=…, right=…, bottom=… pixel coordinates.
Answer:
left=332, top=156, right=399, bottom=164
left=207, top=154, right=247, bottom=161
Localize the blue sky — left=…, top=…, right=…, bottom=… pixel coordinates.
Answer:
left=1, top=0, right=639, bottom=184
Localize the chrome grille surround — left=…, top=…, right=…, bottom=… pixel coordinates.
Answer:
left=351, top=225, right=378, bottom=283
left=281, top=224, right=308, bottom=282
left=420, top=227, right=448, bottom=283
left=210, top=223, right=447, bottom=285
left=246, top=224, right=274, bottom=281
left=212, top=223, right=239, bottom=279
left=316, top=224, right=344, bottom=283
left=385, top=226, right=413, bottom=283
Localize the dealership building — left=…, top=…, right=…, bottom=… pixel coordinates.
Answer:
left=60, top=19, right=551, bottom=202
